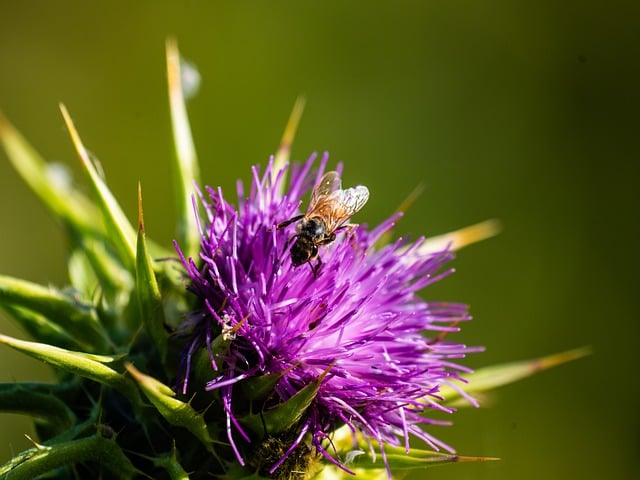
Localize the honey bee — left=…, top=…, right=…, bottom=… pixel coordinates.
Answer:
left=277, top=171, right=369, bottom=276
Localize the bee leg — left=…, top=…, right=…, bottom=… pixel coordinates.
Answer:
left=338, top=224, right=360, bottom=251
left=342, top=223, right=358, bottom=237
left=310, top=255, right=322, bottom=278
left=276, top=215, right=305, bottom=230
left=317, top=232, right=336, bottom=246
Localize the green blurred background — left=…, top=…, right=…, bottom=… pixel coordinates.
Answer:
left=0, top=1, right=638, bottom=478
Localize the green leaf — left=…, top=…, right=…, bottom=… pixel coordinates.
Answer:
left=0, top=274, right=109, bottom=351
left=68, top=234, right=134, bottom=304
left=0, top=109, right=104, bottom=238
left=351, top=446, right=499, bottom=471
left=188, top=315, right=255, bottom=389
left=166, top=38, right=201, bottom=262
left=153, top=450, right=191, bottom=480
left=60, top=104, right=137, bottom=271
left=223, top=463, right=273, bottom=480
left=67, top=246, right=100, bottom=300
left=0, top=304, right=80, bottom=350
left=239, top=370, right=287, bottom=402
left=0, top=108, right=171, bottom=292
left=49, top=400, right=104, bottom=443
left=0, top=334, right=139, bottom=401
left=272, top=95, right=306, bottom=196
left=440, top=347, right=592, bottom=407
left=419, top=219, right=502, bottom=253
left=240, top=369, right=327, bottom=437
left=126, top=363, right=216, bottom=453
left=328, top=427, right=498, bottom=476
left=0, top=383, right=76, bottom=434
left=190, top=328, right=237, bottom=388
left=135, top=184, right=169, bottom=362
left=0, top=433, right=138, bottom=480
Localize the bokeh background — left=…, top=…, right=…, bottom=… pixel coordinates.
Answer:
left=0, top=1, right=638, bottom=479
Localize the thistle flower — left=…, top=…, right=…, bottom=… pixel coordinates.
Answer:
left=175, top=154, right=482, bottom=477
left=0, top=39, right=588, bottom=480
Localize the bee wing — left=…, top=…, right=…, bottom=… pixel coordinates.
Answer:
left=316, top=184, right=370, bottom=233
left=308, top=171, right=342, bottom=212
left=307, top=171, right=370, bottom=232
left=339, top=185, right=370, bottom=217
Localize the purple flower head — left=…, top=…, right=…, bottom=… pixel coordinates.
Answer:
left=174, top=153, right=479, bottom=477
